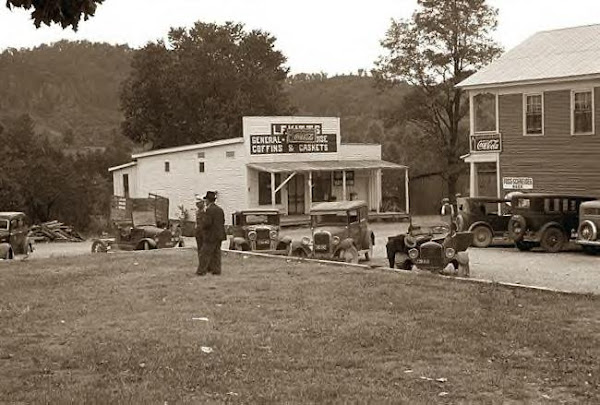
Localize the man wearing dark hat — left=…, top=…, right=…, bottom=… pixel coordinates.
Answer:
left=197, top=191, right=226, bottom=275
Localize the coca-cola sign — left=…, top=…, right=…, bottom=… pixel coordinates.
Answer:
left=470, top=133, right=502, bottom=153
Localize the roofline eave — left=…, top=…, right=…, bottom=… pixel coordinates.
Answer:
left=457, top=72, right=600, bottom=91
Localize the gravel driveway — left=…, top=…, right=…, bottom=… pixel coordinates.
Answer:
left=12, top=219, right=600, bottom=294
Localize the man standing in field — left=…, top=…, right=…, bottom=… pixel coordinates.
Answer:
left=194, top=196, right=206, bottom=274
left=196, top=191, right=226, bottom=276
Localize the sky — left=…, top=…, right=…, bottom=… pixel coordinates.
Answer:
left=1, top=0, right=600, bottom=75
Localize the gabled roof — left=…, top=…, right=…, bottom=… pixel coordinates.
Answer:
left=458, top=24, right=600, bottom=89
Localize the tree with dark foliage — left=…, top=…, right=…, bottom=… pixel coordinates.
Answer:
left=120, top=21, right=293, bottom=149
left=6, top=0, right=103, bottom=30
left=374, top=0, right=502, bottom=198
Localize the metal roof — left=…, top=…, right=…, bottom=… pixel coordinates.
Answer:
left=247, top=159, right=406, bottom=173
left=580, top=200, right=600, bottom=208
left=311, top=200, right=368, bottom=212
left=0, top=212, right=26, bottom=218
left=131, top=137, right=244, bottom=159
left=108, top=161, right=137, bottom=172
left=458, top=24, right=600, bottom=89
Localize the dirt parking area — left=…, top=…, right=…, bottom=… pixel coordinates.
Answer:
left=14, top=219, right=600, bottom=294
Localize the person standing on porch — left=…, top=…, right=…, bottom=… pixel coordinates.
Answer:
left=196, top=191, right=226, bottom=276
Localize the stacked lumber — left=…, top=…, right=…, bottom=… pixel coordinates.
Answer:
left=29, top=220, right=84, bottom=242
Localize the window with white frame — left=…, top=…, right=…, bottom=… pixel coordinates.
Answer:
left=164, top=161, right=170, bottom=173
left=524, top=93, right=543, bottom=135
left=198, top=161, right=205, bottom=173
left=572, top=89, right=594, bottom=135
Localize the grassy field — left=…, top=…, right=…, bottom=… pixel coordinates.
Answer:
left=1, top=250, right=599, bottom=404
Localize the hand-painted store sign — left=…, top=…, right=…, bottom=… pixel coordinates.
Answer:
left=250, top=123, right=337, bottom=154
left=470, top=132, right=502, bottom=153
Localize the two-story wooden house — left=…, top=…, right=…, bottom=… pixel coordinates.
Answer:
left=458, top=24, right=600, bottom=199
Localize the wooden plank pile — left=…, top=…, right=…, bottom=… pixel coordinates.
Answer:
left=29, top=220, right=84, bottom=242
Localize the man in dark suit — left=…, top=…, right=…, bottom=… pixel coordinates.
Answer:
left=196, top=191, right=226, bottom=276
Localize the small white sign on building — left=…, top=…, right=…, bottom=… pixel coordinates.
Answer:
left=503, top=177, right=534, bottom=190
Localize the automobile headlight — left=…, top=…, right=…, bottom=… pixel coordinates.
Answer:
left=302, top=236, right=311, bottom=246
left=405, top=236, right=417, bottom=248
left=408, top=248, right=419, bottom=259
left=270, top=230, right=278, bottom=240
left=332, top=236, right=340, bottom=245
left=445, top=247, right=456, bottom=259
left=513, top=226, right=522, bottom=235
left=248, top=231, right=257, bottom=241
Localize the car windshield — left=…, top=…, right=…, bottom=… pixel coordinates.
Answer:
left=0, top=219, right=8, bottom=230
left=244, top=214, right=279, bottom=226
left=312, top=211, right=348, bottom=226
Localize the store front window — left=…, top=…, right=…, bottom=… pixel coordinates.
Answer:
left=312, top=171, right=333, bottom=202
left=258, top=172, right=281, bottom=205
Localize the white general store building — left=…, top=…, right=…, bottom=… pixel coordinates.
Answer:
left=109, top=116, right=409, bottom=223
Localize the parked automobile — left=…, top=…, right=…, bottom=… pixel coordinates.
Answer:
left=386, top=217, right=472, bottom=276
left=507, top=193, right=596, bottom=252
left=289, top=201, right=374, bottom=263
left=0, top=212, right=35, bottom=260
left=228, top=208, right=291, bottom=254
left=455, top=196, right=512, bottom=247
left=575, top=200, right=600, bottom=254
left=91, top=194, right=183, bottom=253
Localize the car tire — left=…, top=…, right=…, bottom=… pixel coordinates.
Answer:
left=472, top=226, right=493, bottom=248
left=365, top=240, right=374, bottom=261
left=91, top=241, right=108, bottom=253
left=339, top=246, right=359, bottom=264
left=540, top=227, right=566, bottom=253
left=515, top=240, right=534, bottom=251
left=142, top=241, right=151, bottom=251
left=394, top=253, right=412, bottom=270
left=457, top=262, right=470, bottom=277
left=291, top=249, right=307, bottom=258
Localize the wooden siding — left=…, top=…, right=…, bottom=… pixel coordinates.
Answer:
left=498, top=87, right=600, bottom=197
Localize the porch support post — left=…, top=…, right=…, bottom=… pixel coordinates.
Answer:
left=496, top=155, right=502, bottom=213
left=271, top=172, right=276, bottom=208
left=469, top=161, right=477, bottom=197
left=308, top=171, right=313, bottom=210
left=377, top=169, right=382, bottom=213
left=404, top=168, right=409, bottom=214
left=342, top=170, right=347, bottom=201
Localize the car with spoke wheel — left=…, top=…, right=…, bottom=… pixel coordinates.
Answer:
left=455, top=196, right=512, bottom=247
left=228, top=208, right=291, bottom=254
left=575, top=200, right=600, bottom=255
left=289, top=201, right=374, bottom=263
left=507, top=193, right=596, bottom=253
left=386, top=217, right=473, bottom=276
left=0, top=212, right=35, bottom=260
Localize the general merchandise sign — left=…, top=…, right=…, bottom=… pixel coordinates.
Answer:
left=250, top=123, right=337, bottom=154
left=503, top=177, right=534, bottom=190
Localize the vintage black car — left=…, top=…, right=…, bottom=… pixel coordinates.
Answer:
left=0, top=212, right=35, bottom=260
left=507, top=193, right=596, bottom=252
left=91, top=194, right=183, bottom=253
left=290, top=201, right=374, bottom=263
left=455, top=196, right=512, bottom=248
left=575, top=200, right=600, bottom=254
left=228, top=208, right=291, bottom=254
left=386, top=218, right=472, bottom=276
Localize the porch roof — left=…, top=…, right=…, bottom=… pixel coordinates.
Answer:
left=246, top=159, right=406, bottom=173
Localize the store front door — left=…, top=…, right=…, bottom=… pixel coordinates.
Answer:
left=287, top=174, right=305, bottom=215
